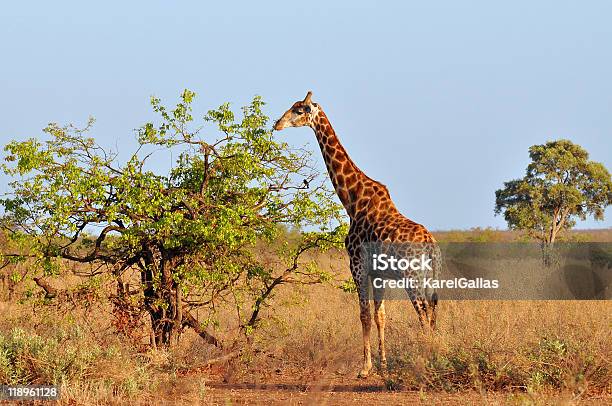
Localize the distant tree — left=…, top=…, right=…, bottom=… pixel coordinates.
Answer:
left=495, top=139, right=611, bottom=245
left=0, top=90, right=346, bottom=349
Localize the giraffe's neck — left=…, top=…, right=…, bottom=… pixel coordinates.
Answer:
left=311, top=109, right=366, bottom=217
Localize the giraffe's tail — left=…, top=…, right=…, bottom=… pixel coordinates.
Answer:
left=429, top=292, right=438, bottom=330
left=428, top=244, right=441, bottom=330
left=430, top=292, right=438, bottom=308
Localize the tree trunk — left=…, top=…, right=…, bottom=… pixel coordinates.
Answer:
left=146, top=284, right=181, bottom=348
left=141, top=247, right=182, bottom=349
left=139, top=247, right=220, bottom=349
left=549, top=227, right=557, bottom=245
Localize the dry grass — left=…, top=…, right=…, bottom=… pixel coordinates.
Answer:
left=0, top=231, right=611, bottom=404
left=247, top=281, right=611, bottom=395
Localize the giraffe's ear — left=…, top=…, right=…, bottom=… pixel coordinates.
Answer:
left=303, top=91, right=313, bottom=104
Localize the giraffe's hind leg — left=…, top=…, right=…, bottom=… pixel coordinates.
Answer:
left=410, top=297, right=427, bottom=328
left=373, top=299, right=387, bottom=370
left=411, top=296, right=436, bottom=331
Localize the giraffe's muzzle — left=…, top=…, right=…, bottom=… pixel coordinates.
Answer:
left=273, top=119, right=286, bottom=131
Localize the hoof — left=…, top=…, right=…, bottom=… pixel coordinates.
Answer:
left=357, top=368, right=371, bottom=378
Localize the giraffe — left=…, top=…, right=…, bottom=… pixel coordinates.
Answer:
left=274, top=91, right=439, bottom=378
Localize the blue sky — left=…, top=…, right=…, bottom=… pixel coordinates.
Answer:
left=1, top=1, right=610, bottom=230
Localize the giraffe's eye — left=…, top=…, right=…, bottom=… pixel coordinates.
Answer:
left=294, top=109, right=304, bottom=115
left=304, top=106, right=311, bottom=113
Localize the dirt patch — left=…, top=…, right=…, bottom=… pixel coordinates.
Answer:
left=162, top=371, right=609, bottom=405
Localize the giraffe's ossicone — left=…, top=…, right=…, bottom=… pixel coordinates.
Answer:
left=274, top=91, right=439, bottom=378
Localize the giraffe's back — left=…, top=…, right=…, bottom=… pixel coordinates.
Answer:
left=356, top=210, right=435, bottom=244
left=379, top=214, right=436, bottom=243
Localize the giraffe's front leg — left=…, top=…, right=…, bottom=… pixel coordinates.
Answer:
left=374, top=299, right=387, bottom=371
left=358, top=299, right=373, bottom=378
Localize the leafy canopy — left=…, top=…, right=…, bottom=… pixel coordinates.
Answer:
left=1, top=90, right=346, bottom=345
left=495, top=139, right=611, bottom=243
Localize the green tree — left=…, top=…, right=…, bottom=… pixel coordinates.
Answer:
left=0, top=90, right=346, bottom=348
left=495, top=139, right=611, bottom=244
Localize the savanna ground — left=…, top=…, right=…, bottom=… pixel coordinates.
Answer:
left=1, top=229, right=610, bottom=405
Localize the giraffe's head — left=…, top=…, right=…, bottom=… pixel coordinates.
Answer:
left=273, top=91, right=319, bottom=131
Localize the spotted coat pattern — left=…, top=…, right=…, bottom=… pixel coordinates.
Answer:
left=274, top=92, right=439, bottom=377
